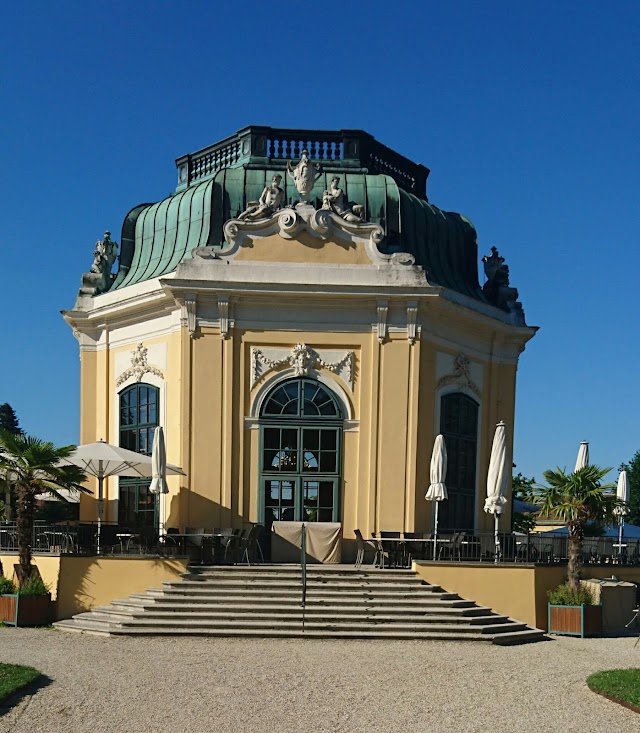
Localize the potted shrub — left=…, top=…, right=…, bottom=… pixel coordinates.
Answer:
left=0, top=574, right=52, bottom=627
left=530, top=464, right=618, bottom=636
left=548, top=582, right=602, bottom=637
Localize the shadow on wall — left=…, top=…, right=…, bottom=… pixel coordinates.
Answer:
left=55, top=555, right=188, bottom=620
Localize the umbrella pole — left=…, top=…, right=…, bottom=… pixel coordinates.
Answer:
left=97, top=473, right=104, bottom=556
left=433, top=502, right=439, bottom=561
left=494, top=514, right=500, bottom=564
left=619, top=518, right=624, bottom=561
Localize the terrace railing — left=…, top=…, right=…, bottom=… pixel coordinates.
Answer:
left=175, top=126, right=430, bottom=197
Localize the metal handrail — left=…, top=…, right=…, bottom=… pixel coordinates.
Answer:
left=300, top=523, right=307, bottom=632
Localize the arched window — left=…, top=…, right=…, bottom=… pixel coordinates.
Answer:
left=439, top=392, right=478, bottom=531
left=118, top=383, right=159, bottom=528
left=259, top=379, right=342, bottom=526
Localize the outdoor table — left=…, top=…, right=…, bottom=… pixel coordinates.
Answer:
left=39, top=529, right=77, bottom=553
left=167, top=532, right=233, bottom=564
left=116, top=533, right=137, bottom=553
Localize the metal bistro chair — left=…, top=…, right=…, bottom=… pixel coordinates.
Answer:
left=224, top=529, right=247, bottom=564
left=376, top=531, right=403, bottom=568
left=237, top=525, right=264, bottom=566
left=403, top=532, right=431, bottom=564
left=354, top=529, right=367, bottom=569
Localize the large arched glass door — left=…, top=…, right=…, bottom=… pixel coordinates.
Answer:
left=259, top=379, right=343, bottom=529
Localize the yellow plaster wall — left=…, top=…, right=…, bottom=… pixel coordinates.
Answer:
left=0, top=555, right=62, bottom=600
left=415, top=562, right=640, bottom=631
left=234, top=232, right=372, bottom=265
left=414, top=562, right=540, bottom=628
left=55, top=556, right=188, bottom=619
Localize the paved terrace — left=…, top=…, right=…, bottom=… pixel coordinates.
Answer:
left=1, top=630, right=638, bottom=732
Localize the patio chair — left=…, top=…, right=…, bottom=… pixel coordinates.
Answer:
left=378, top=531, right=403, bottom=568
left=354, top=529, right=368, bottom=569
left=224, top=529, right=247, bottom=564
left=237, top=524, right=263, bottom=566
left=404, top=532, right=430, bottom=563
left=439, top=532, right=466, bottom=561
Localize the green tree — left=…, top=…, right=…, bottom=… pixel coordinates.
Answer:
left=0, top=404, right=23, bottom=436
left=0, top=430, right=88, bottom=583
left=619, top=450, right=640, bottom=525
left=511, top=472, right=537, bottom=533
left=531, top=465, right=617, bottom=593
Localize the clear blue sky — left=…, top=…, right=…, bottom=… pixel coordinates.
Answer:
left=2, top=1, right=639, bottom=482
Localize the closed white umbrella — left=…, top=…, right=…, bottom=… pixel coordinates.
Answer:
left=574, top=441, right=589, bottom=472
left=61, top=439, right=184, bottom=554
left=484, top=421, right=508, bottom=563
left=149, top=427, right=170, bottom=536
left=614, top=470, right=630, bottom=558
left=425, top=434, right=447, bottom=561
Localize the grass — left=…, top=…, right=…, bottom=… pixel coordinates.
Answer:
left=0, top=663, right=42, bottom=704
left=587, top=669, right=640, bottom=710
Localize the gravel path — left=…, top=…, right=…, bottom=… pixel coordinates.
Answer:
left=0, top=630, right=639, bottom=732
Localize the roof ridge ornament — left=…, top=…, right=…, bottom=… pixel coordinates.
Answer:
left=286, top=149, right=323, bottom=203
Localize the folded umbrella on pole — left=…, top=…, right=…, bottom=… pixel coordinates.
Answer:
left=614, top=470, right=630, bottom=558
left=574, top=441, right=589, bottom=472
left=425, top=434, right=447, bottom=561
left=484, top=421, right=508, bottom=563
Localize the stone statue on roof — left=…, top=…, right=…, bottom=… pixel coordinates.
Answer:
left=79, top=231, right=119, bottom=297
left=482, top=246, right=523, bottom=322
left=322, top=176, right=365, bottom=223
left=238, top=175, right=284, bottom=221
left=287, top=149, right=323, bottom=202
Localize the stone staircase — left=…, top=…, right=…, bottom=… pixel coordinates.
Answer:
left=54, top=565, right=545, bottom=644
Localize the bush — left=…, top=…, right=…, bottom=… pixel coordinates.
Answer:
left=0, top=577, right=17, bottom=594
left=548, top=582, right=595, bottom=606
left=18, top=575, right=50, bottom=596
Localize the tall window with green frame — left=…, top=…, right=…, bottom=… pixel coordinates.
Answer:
left=118, top=383, right=159, bottom=528
left=438, top=392, right=479, bottom=531
left=259, top=379, right=343, bottom=528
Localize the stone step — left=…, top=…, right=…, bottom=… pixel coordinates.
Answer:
left=85, top=608, right=511, bottom=626
left=130, top=593, right=475, bottom=609
left=69, top=614, right=526, bottom=634
left=174, top=577, right=431, bottom=588
left=109, top=600, right=495, bottom=617
left=54, top=619, right=543, bottom=643
left=157, top=586, right=461, bottom=600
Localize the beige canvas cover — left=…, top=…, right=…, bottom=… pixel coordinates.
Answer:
left=271, top=522, right=342, bottom=563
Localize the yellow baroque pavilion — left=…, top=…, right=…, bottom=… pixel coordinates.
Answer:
left=63, top=126, right=536, bottom=560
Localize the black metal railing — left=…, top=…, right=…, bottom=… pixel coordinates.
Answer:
left=368, top=531, right=640, bottom=567
left=300, top=523, right=307, bottom=633
left=175, top=126, right=430, bottom=197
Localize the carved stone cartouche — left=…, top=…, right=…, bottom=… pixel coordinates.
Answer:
left=286, top=149, right=323, bottom=202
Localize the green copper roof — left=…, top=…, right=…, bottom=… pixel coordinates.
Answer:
left=110, top=166, right=484, bottom=302
left=106, top=126, right=485, bottom=303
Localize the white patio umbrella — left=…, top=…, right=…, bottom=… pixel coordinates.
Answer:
left=61, top=439, right=183, bottom=554
left=149, top=427, right=172, bottom=536
left=574, top=441, right=589, bottom=471
left=484, top=421, right=508, bottom=563
left=614, top=470, right=630, bottom=557
left=425, top=434, right=447, bottom=561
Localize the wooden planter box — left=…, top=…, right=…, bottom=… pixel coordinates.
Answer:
left=548, top=604, right=603, bottom=637
left=0, top=594, right=51, bottom=627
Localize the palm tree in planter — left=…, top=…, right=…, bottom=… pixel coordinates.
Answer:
left=532, top=464, right=617, bottom=593
left=0, top=429, right=88, bottom=584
